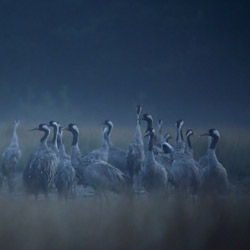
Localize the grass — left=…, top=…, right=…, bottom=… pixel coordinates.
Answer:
left=0, top=122, right=250, bottom=249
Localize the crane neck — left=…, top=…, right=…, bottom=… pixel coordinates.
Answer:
left=71, top=130, right=79, bottom=146
left=208, top=148, right=218, bottom=165
left=57, top=132, right=62, bottom=149
left=102, top=129, right=109, bottom=149
left=10, top=127, right=19, bottom=147
left=146, top=119, right=153, bottom=131
left=209, top=136, right=219, bottom=150
left=176, top=126, right=183, bottom=143
left=51, top=126, right=58, bottom=149
left=148, top=133, right=154, bottom=152
left=187, top=135, right=192, bottom=149
left=105, top=124, right=113, bottom=147
left=40, top=129, right=50, bottom=148
left=207, top=136, right=219, bottom=161
left=57, top=132, right=67, bottom=157
left=145, top=133, right=156, bottom=166
left=106, top=132, right=112, bottom=147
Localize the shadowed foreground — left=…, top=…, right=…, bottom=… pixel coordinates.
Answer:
left=0, top=195, right=249, bottom=250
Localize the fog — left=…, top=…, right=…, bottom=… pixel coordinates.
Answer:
left=0, top=0, right=249, bottom=128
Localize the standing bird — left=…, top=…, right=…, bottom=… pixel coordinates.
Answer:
left=126, top=105, right=145, bottom=190
left=65, top=124, right=131, bottom=198
left=23, top=124, right=58, bottom=199
left=104, top=120, right=127, bottom=174
left=54, top=125, right=75, bottom=199
left=2, top=120, right=22, bottom=192
left=141, top=128, right=168, bottom=194
left=200, top=129, right=228, bottom=194
left=171, top=120, right=200, bottom=194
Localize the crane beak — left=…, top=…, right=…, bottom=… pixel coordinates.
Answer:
left=29, top=127, right=39, bottom=131
left=199, top=133, right=209, bottom=137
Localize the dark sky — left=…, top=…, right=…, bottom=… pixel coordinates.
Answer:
left=0, top=0, right=249, bottom=127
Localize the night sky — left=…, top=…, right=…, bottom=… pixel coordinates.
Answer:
left=0, top=0, right=249, bottom=127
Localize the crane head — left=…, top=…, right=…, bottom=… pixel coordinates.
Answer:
left=186, top=129, right=194, bottom=137
left=175, top=119, right=184, bottom=129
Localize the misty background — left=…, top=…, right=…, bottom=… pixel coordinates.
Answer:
left=0, top=0, right=249, bottom=128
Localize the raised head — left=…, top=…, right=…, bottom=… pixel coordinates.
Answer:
left=186, top=129, right=194, bottom=137
left=200, top=129, right=220, bottom=138
left=103, top=120, right=113, bottom=135
left=104, top=120, right=113, bottom=128
left=64, top=123, right=79, bottom=146
left=142, top=114, right=153, bottom=123
left=29, top=123, right=50, bottom=132
left=175, top=119, right=184, bottom=129
left=48, top=121, right=59, bottom=128
left=200, top=129, right=220, bottom=149
left=65, top=123, right=79, bottom=133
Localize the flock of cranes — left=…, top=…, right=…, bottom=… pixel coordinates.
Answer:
left=0, top=106, right=229, bottom=199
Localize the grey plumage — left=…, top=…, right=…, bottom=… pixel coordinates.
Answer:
left=54, top=125, right=76, bottom=199
left=126, top=105, right=145, bottom=190
left=200, top=129, right=228, bottom=194
left=65, top=124, right=130, bottom=196
left=23, top=124, right=58, bottom=198
left=2, top=120, right=21, bottom=192
left=198, top=155, right=208, bottom=169
left=141, top=128, right=168, bottom=194
left=83, top=125, right=109, bottom=162
left=171, top=120, right=200, bottom=194
left=104, top=120, right=127, bottom=174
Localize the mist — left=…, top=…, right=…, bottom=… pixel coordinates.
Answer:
left=0, top=0, right=249, bottom=128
